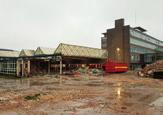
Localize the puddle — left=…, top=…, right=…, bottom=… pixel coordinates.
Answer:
left=150, top=97, right=163, bottom=107
left=86, top=80, right=104, bottom=86
left=33, top=98, right=109, bottom=115
left=116, top=87, right=122, bottom=99
left=0, top=78, right=30, bottom=90
left=148, top=97, right=163, bottom=115
left=0, top=76, right=59, bottom=91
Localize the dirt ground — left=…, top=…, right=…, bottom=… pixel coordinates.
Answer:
left=0, top=72, right=163, bottom=115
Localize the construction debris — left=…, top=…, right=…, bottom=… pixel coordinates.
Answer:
left=88, top=69, right=104, bottom=76
left=72, top=67, right=104, bottom=77
left=138, top=60, right=163, bottom=77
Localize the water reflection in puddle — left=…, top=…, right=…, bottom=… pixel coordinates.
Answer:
left=0, top=78, right=30, bottom=90
left=117, top=87, right=121, bottom=99
left=115, top=83, right=122, bottom=99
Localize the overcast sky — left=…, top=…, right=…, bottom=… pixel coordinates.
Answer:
left=0, top=0, right=163, bottom=50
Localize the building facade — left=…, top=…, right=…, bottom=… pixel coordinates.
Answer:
left=101, top=19, right=163, bottom=69
left=0, top=43, right=108, bottom=77
left=0, top=49, right=19, bottom=75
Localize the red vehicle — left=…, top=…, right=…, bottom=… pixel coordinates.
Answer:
left=102, top=59, right=128, bottom=73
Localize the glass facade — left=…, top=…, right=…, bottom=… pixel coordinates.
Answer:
left=130, top=28, right=163, bottom=47
left=0, top=60, right=17, bottom=75
left=130, top=28, right=163, bottom=66
left=130, top=45, right=155, bottom=54
left=130, top=37, right=157, bottom=51
left=130, top=53, right=140, bottom=63
left=144, top=54, right=155, bottom=63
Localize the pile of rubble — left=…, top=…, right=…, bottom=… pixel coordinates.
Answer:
left=63, top=67, right=104, bottom=77
left=88, top=68, right=104, bottom=76
left=138, top=60, right=163, bottom=77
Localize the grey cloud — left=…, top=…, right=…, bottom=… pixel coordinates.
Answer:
left=0, top=0, right=162, bottom=50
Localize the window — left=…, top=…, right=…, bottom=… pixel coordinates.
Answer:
left=144, top=54, right=153, bottom=63
left=131, top=54, right=140, bottom=62
left=101, top=37, right=107, bottom=49
left=130, top=29, right=162, bottom=47
left=0, top=60, right=17, bottom=75
left=130, top=45, right=155, bottom=54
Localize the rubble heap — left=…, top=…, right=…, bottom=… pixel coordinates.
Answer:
left=138, top=60, right=163, bottom=77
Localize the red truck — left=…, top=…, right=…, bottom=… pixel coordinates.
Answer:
left=102, top=59, right=128, bottom=73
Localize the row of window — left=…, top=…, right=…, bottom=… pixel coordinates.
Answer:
left=130, top=37, right=163, bottom=52
left=131, top=54, right=155, bottom=63
left=130, top=46, right=155, bottom=54
left=131, top=54, right=140, bottom=62
left=144, top=55, right=154, bottom=63
left=0, top=61, right=17, bottom=75
left=130, top=29, right=163, bottom=46
left=143, top=53, right=163, bottom=63
left=130, top=37, right=158, bottom=50
left=131, top=54, right=156, bottom=63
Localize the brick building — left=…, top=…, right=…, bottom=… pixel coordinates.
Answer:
left=101, top=19, right=163, bottom=69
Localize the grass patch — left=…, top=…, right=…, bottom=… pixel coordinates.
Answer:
left=24, top=93, right=41, bottom=101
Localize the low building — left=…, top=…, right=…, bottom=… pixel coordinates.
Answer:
left=101, top=19, right=163, bottom=69
left=16, top=43, right=108, bottom=77
left=0, top=49, right=20, bottom=75
left=18, top=47, right=55, bottom=76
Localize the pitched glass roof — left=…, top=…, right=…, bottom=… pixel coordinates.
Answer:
left=35, top=47, right=55, bottom=55
left=54, top=43, right=108, bottom=59
left=0, top=43, right=108, bottom=59
left=19, top=49, right=35, bottom=57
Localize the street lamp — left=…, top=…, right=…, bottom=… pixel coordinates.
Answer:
left=116, top=48, right=120, bottom=62
left=116, top=48, right=120, bottom=52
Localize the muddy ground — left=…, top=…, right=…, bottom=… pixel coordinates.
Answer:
left=0, top=72, right=163, bottom=115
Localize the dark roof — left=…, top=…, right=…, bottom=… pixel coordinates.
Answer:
left=133, top=27, right=147, bottom=32
left=0, top=49, right=14, bottom=51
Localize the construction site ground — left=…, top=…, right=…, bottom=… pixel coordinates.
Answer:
left=0, top=72, right=163, bottom=115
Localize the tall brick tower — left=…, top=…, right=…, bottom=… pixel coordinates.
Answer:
left=101, top=19, right=130, bottom=65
